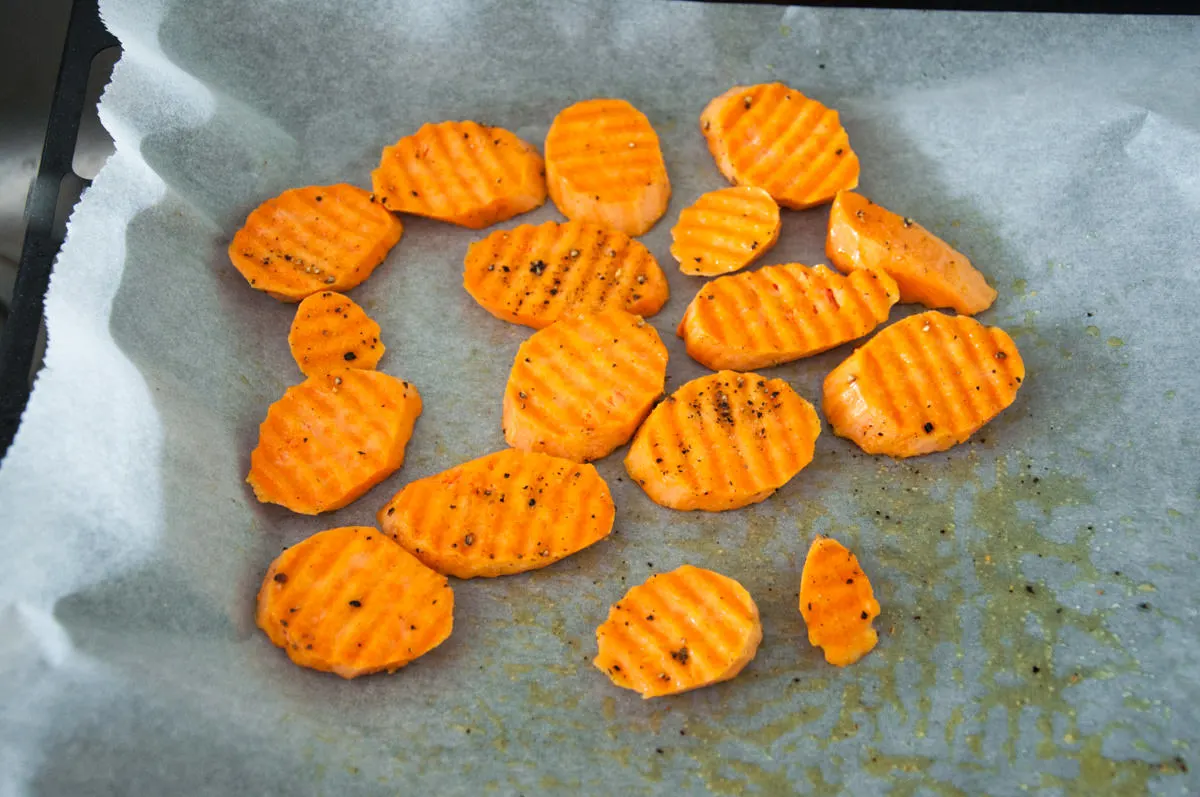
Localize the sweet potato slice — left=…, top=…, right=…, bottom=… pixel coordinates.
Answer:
left=827, top=191, right=997, bottom=315
left=248, top=370, right=422, bottom=514
left=378, top=448, right=615, bottom=578
left=288, top=291, right=384, bottom=377
left=371, top=121, right=546, bottom=229
left=503, top=309, right=667, bottom=462
left=677, top=262, right=898, bottom=371
left=822, top=310, right=1024, bottom=457
left=257, top=526, right=453, bottom=678
left=463, top=219, right=668, bottom=329
left=799, top=536, right=880, bottom=666
left=594, top=565, right=761, bottom=698
left=670, top=186, right=780, bottom=276
left=700, top=83, right=859, bottom=210
left=625, top=370, right=821, bottom=512
left=229, top=184, right=403, bottom=302
left=544, top=98, right=671, bottom=236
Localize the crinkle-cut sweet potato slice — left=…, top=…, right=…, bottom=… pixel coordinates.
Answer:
left=248, top=370, right=422, bottom=514
left=700, top=83, right=859, bottom=210
left=625, top=370, right=821, bottom=512
left=371, top=121, right=546, bottom=229
left=822, top=310, right=1024, bottom=458
left=544, top=98, right=671, bottom=236
left=229, top=183, right=402, bottom=302
left=677, top=262, right=897, bottom=370
left=503, top=309, right=668, bottom=462
left=594, top=565, right=762, bottom=698
left=378, top=448, right=615, bottom=578
left=799, top=536, right=880, bottom=667
left=670, top=186, right=780, bottom=276
left=257, top=526, right=453, bottom=678
left=463, top=220, right=668, bottom=329
left=288, top=291, right=384, bottom=377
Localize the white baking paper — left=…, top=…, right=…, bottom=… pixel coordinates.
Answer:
left=2, top=1, right=1198, bottom=794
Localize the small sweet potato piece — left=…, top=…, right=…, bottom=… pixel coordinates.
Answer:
left=670, top=186, right=780, bottom=276
left=257, top=526, right=453, bottom=678
left=594, top=565, right=762, bottom=698
left=799, top=536, right=880, bottom=666
left=827, top=190, right=996, bottom=315
left=288, top=291, right=384, bottom=377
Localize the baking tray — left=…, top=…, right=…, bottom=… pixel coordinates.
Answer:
left=1, top=1, right=1198, bottom=795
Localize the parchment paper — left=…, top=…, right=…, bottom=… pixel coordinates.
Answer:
left=2, top=1, right=1199, bottom=794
